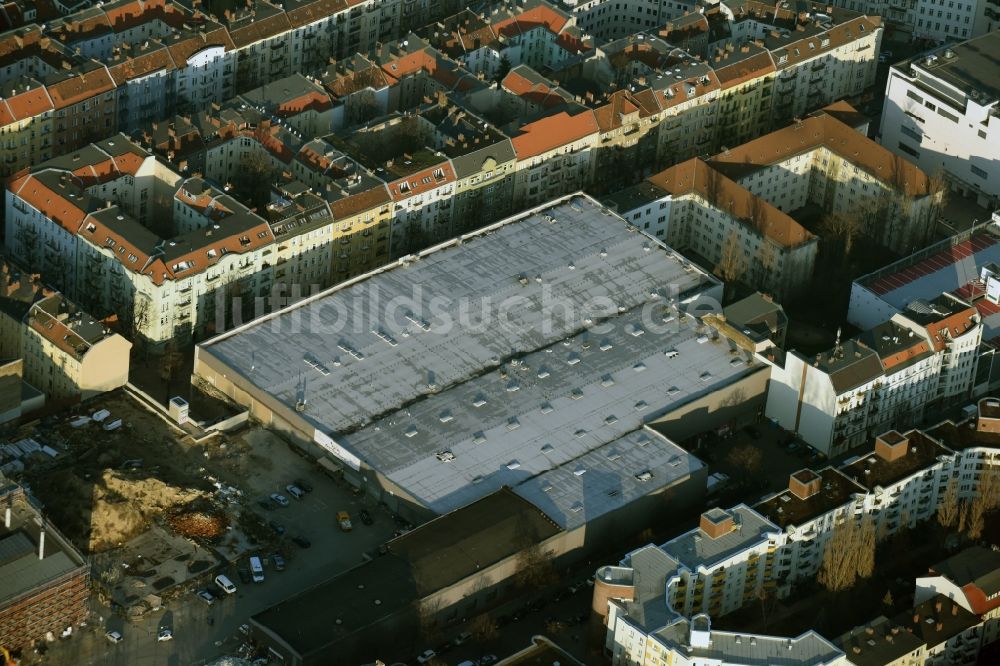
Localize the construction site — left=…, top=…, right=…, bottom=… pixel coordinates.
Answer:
left=10, top=391, right=286, bottom=621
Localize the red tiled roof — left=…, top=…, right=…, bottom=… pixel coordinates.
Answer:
left=493, top=5, right=569, bottom=38
left=387, top=161, right=456, bottom=202
left=10, top=173, right=87, bottom=234
left=329, top=184, right=391, bottom=219
left=47, top=67, right=115, bottom=109
left=510, top=110, right=598, bottom=159
left=0, top=87, right=54, bottom=125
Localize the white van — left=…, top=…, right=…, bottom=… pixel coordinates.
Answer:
left=249, top=556, right=264, bottom=583
left=214, top=574, right=237, bottom=594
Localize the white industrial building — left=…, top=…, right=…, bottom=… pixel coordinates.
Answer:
left=195, top=194, right=770, bottom=525
left=880, top=32, right=1000, bottom=210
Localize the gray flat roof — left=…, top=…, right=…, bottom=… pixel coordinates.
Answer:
left=915, top=31, right=1000, bottom=105
left=655, top=619, right=846, bottom=666
left=200, top=194, right=746, bottom=515
left=0, top=502, right=87, bottom=604
left=514, top=428, right=702, bottom=531
left=660, top=504, right=778, bottom=572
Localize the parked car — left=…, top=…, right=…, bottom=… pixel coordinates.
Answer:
left=269, top=520, right=286, bottom=535
left=105, top=630, right=123, bottom=644
left=237, top=568, right=251, bottom=584
left=291, top=536, right=312, bottom=549
left=286, top=484, right=305, bottom=499
left=337, top=511, right=353, bottom=532
left=416, top=649, right=437, bottom=664
left=272, top=554, right=286, bottom=571
left=479, top=655, right=498, bottom=665
left=359, top=509, right=374, bottom=526
left=239, top=623, right=250, bottom=636
left=293, top=479, right=313, bottom=493
left=270, top=493, right=289, bottom=507
left=157, top=629, right=173, bottom=642
left=214, top=574, right=237, bottom=594
left=453, top=631, right=472, bottom=646
left=196, top=589, right=215, bottom=605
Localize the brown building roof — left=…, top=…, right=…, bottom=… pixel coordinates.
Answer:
left=647, top=158, right=813, bottom=248
left=709, top=113, right=930, bottom=197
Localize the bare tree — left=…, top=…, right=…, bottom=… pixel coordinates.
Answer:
left=747, top=193, right=767, bottom=234
left=469, top=612, right=499, bottom=645
left=417, top=597, right=444, bottom=645
left=158, top=344, right=185, bottom=398
left=965, top=470, right=1000, bottom=540
left=753, top=241, right=778, bottom=291
left=515, top=540, right=557, bottom=588
left=937, top=477, right=960, bottom=529
left=821, top=210, right=863, bottom=257
left=714, top=231, right=745, bottom=300
left=726, top=443, right=762, bottom=484
left=236, top=148, right=275, bottom=211
left=130, top=294, right=151, bottom=341
left=818, top=514, right=876, bottom=592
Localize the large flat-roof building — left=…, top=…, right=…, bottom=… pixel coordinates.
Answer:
left=195, top=194, right=768, bottom=523
left=250, top=488, right=563, bottom=666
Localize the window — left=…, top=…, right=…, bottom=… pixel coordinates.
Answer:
left=898, top=141, right=920, bottom=158
left=937, top=107, right=959, bottom=122
left=971, top=165, right=988, bottom=179
left=906, top=90, right=923, bottom=103
left=901, top=125, right=922, bottom=142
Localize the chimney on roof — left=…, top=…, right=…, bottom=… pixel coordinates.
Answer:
left=789, top=469, right=821, bottom=499
left=741, top=45, right=750, bottom=53
left=875, top=431, right=908, bottom=462
left=699, top=509, right=735, bottom=539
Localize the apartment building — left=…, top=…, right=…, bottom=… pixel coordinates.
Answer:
left=0, top=0, right=473, bottom=179
left=610, top=103, right=931, bottom=300
left=607, top=611, right=847, bottom=666
left=916, top=546, right=1000, bottom=645
left=613, top=156, right=818, bottom=299
left=595, top=406, right=1000, bottom=652
left=4, top=134, right=392, bottom=346
left=417, top=2, right=593, bottom=80
left=830, top=0, right=996, bottom=42
left=23, top=293, right=131, bottom=403
left=880, top=32, right=1000, bottom=210
left=766, top=296, right=980, bottom=457
left=837, top=594, right=984, bottom=666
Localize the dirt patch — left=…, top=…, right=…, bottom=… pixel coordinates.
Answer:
left=168, top=506, right=228, bottom=539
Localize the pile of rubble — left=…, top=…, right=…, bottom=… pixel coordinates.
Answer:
left=168, top=509, right=227, bottom=539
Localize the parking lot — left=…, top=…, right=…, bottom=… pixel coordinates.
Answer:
left=27, top=426, right=398, bottom=666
